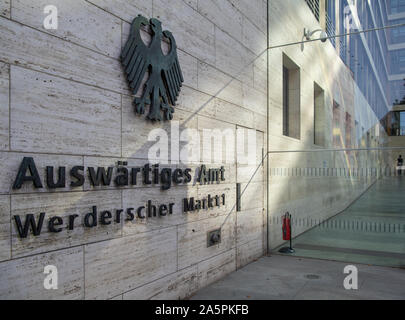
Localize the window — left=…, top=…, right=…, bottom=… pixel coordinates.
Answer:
left=314, top=83, right=325, bottom=146
left=391, top=26, right=405, bottom=44
left=386, top=111, right=405, bottom=136
left=390, top=50, right=405, bottom=74
left=345, top=113, right=352, bottom=149
left=283, top=67, right=289, bottom=137
left=325, top=0, right=336, bottom=47
left=390, top=0, right=405, bottom=14
left=305, top=0, right=320, bottom=21
left=283, top=54, right=301, bottom=140
left=367, top=132, right=371, bottom=149
left=333, top=101, right=341, bottom=148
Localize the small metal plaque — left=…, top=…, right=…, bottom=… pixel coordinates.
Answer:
left=207, top=228, right=221, bottom=247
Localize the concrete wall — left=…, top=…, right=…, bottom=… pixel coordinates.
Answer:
left=0, top=0, right=267, bottom=299
left=267, top=0, right=385, bottom=249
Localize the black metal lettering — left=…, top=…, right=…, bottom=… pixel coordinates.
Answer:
left=115, top=167, right=129, bottom=186
left=160, top=168, right=172, bottom=190
left=131, top=167, right=141, bottom=185
left=13, top=157, right=43, bottom=189
left=84, top=206, right=98, bottom=228
left=88, top=167, right=113, bottom=186
left=46, top=166, right=66, bottom=188
left=68, top=214, right=79, bottom=230
left=126, top=208, right=135, bottom=221
left=48, top=216, right=63, bottom=233
left=14, top=213, right=45, bottom=238
left=172, top=168, right=183, bottom=184
left=70, top=166, right=85, bottom=187
left=100, top=211, right=112, bottom=225
left=183, top=198, right=195, bottom=213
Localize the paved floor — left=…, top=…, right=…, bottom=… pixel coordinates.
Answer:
left=191, top=255, right=405, bottom=300
left=193, top=178, right=405, bottom=300
left=276, top=177, right=405, bottom=268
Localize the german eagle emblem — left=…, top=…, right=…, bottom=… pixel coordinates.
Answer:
left=121, top=15, right=184, bottom=121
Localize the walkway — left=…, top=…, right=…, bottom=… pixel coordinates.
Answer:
left=191, top=255, right=405, bottom=300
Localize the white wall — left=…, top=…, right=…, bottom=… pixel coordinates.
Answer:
left=267, top=0, right=384, bottom=249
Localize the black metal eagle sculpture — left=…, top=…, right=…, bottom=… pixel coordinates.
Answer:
left=121, top=15, right=184, bottom=121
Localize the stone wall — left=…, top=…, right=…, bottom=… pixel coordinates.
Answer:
left=0, top=0, right=267, bottom=299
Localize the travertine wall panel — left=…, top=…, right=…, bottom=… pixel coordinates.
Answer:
left=198, top=0, right=243, bottom=41
left=242, top=17, right=267, bottom=56
left=243, top=85, right=267, bottom=116
left=184, top=0, right=198, bottom=11
left=237, top=238, right=263, bottom=268
left=122, top=95, right=198, bottom=160
left=197, top=61, right=244, bottom=107
left=254, top=53, right=267, bottom=94
left=229, top=0, right=267, bottom=32
left=197, top=249, right=236, bottom=289
left=0, top=247, right=84, bottom=300
left=176, top=86, right=217, bottom=118
left=215, top=99, right=255, bottom=129
left=0, top=62, right=9, bottom=150
left=84, top=227, right=177, bottom=300
left=11, top=190, right=122, bottom=258
left=254, top=113, right=267, bottom=133
left=121, top=186, right=195, bottom=235
left=0, top=195, right=10, bottom=262
left=10, top=67, right=121, bottom=156
left=0, top=152, right=83, bottom=194
left=240, top=182, right=264, bottom=211
left=178, top=214, right=236, bottom=269
left=0, top=0, right=10, bottom=18
left=154, top=0, right=216, bottom=65
left=237, top=165, right=264, bottom=183
left=123, top=266, right=198, bottom=300
left=86, top=0, right=152, bottom=23
left=178, top=50, right=199, bottom=90
left=215, top=27, right=254, bottom=84
left=236, top=208, right=264, bottom=245
left=12, top=0, right=122, bottom=57
left=198, top=115, right=236, bottom=164
left=0, top=18, right=126, bottom=93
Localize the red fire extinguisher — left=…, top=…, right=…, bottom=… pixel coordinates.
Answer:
left=282, top=212, right=291, bottom=240
left=279, top=212, right=295, bottom=253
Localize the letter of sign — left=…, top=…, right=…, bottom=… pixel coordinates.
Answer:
left=121, top=15, right=184, bottom=121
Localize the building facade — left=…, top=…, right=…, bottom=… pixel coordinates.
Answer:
left=0, top=0, right=401, bottom=299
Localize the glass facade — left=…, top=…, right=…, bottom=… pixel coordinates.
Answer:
left=268, top=0, right=405, bottom=269
left=390, top=0, right=405, bottom=14
left=385, top=110, right=405, bottom=135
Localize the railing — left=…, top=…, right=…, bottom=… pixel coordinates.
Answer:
left=326, top=11, right=336, bottom=47
left=305, top=0, right=320, bottom=22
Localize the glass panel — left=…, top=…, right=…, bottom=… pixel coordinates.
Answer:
left=266, top=0, right=405, bottom=268
left=268, top=149, right=405, bottom=268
